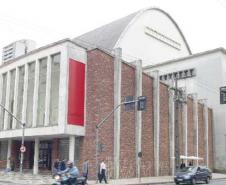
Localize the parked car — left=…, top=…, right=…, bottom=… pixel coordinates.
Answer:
left=174, top=166, right=212, bottom=184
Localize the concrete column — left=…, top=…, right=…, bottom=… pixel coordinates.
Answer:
left=44, top=56, right=52, bottom=126
left=6, top=139, right=12, bottom=169
left=22, top=64, right=29, bottom=124
left=182, top=92, right=188, bottom=165
left=113, top=48, right=122, bottom=179
left=203, top=101, right=209, bottom=167
left=152, top=70, right=160, bottom=176
left=12, top=68, right=19, bottom=129
left=33, top=137, right=39, bottom=175
left=3, top=72, right=11, bottom=130
left=168, top=80, right=175, bottom=175
left=135, top=60, right=142, bottom=178
left=69, top=136, right=75, bottom=162
left=32, top=60, right=40, bottom=127
left=193, top=94, right=199, bottom=165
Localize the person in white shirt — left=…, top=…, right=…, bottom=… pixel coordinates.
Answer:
left=99, top=161, right=108, bottom=184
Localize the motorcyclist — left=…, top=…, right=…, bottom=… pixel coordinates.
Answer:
left=60, top=160, right=79, bottom=185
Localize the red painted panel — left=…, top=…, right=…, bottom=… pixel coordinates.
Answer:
left=68, top=59, right=85, bottom=126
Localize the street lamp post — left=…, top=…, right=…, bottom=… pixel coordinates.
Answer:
left=95, top=98, right=145, bottom=180
left=0, top=103, right=26, bottom=174
left=95, top=102, right=123, bottom=182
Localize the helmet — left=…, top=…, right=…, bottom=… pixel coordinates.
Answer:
left=67, top=160, right=73, bottom=167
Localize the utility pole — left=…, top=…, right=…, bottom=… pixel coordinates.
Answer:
left=174, top=77, right=180, bottom=171
left=0, top=103, right=25, bottom=174
left=174, top=77, right=186, bottom=172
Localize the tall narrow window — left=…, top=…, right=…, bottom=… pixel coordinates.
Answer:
left=0, top=141, right=7, bottom=160
left=9, top=69, right=16, bottom=129
left=17, top=66, right=25, bottom=128
left=50, top=53, right=60, bottom=125
left=37, top=58, right=47, bottom=126
left=26, top=62, right=35, bottom=127
left=0, top=73, right=7, bottom=130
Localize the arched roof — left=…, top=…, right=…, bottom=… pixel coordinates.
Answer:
left=73, top=7, right=192, bottom=55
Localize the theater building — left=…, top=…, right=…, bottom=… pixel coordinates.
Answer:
left=0, top=7, right=214, bottom=179
left=0, top=39, right=87, bottom=174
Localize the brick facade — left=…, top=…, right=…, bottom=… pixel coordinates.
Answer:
left=141, top=74, right=154, bottom=177
left=77, top=49, right=115, bottom=179
left=187, top=98, right=195, bottom=157
left=120, top=63, right=136, bottom=178
left=159, top=84, right=170, bottom=175
left=76, top=48, right=214, bottom=180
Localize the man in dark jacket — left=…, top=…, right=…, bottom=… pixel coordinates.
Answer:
left=82, top=159, right=89, bottom=184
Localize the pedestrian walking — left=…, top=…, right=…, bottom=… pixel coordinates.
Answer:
left=52, top=158, right=60, bottom=177
left=99, top=160, right=108, bottom=184
left=82, top=159, right=89, bottom=184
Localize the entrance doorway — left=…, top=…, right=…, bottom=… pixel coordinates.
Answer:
left=39, top=141, right=52, bottom=170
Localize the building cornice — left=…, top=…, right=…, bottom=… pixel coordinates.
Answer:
left=143, top=47, right=226, bottom=70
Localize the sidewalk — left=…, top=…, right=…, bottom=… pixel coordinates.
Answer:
left=0, top=171, right=226, bottom=185
left=89, top=173, right=226, bottom=185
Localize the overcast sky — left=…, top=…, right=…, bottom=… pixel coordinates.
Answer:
left=0, top=0, right=226, bottom=56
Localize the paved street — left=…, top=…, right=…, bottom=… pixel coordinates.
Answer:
left=152, top=179, right=226, bottom=185
left=0, top=179, right=226, bottom=185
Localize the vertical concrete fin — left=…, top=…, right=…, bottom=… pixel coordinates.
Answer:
left=135, top=60, right=142, bottom=178
left=113, top=47, right=122, bottom=179
left=0, top=74, right=3, bottom=130
left=168, top=80, right=175, bottom=175
left=22, top=64, right=29, bottom=124
left=3, top=72, right=11, bottom=130
left=44, top=56, right=52, bottom=126
left=58, top=46, right=68, bottom=132
left=182, top=90, right=188, bottom=165
left=12, top=68, right=19, bottom=129
left=203, top=101, right=209, bottom=167
left=152, top=70, right=160, bottom=176
left=32, top=60, right=40, bottom=128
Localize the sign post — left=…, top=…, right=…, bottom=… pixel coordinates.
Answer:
left=0, top=103, right=26, bottom=174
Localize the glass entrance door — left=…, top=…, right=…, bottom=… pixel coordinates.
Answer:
left=39, top=141, right=52, bottom=170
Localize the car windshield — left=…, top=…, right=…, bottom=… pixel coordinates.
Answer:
left=179, top=167, right=196, bottom=172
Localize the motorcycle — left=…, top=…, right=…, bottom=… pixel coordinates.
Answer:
left=52, top=172, right=86, bottom=185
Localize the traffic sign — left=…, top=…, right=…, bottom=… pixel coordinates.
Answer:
left=220, top=86, right=226, bottom=104
left=20, top=145, right=26, bottom=153
left=138, top=151, right=142, bottom=158
left=137, top=96, right=147, bottom=111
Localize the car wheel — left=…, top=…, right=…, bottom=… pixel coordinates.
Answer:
left=175, top=182, right=180, bottom=185
left=191, top=178, right=196, bottom=185
left=206, top=176, right=210, bottom=184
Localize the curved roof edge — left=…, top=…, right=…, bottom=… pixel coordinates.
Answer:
left=115, top=7, right=192, bottom=55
